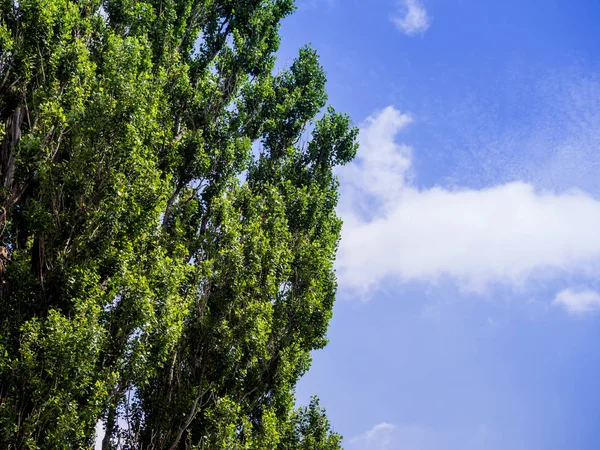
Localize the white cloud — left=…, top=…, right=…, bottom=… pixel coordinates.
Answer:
left=392, top=0, right=431, bottom=36
left=94, top=420, right=104, bottom=449
left=348, top=423, right=490, bottom=450
left=336, top=106, right=600, bottom=294
left=553, top=289, right=600, bottom=316
left=297, top=0, right=335, bottom=9
left=350, top=423, right=396, bottom=449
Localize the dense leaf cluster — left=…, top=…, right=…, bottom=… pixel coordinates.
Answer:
left=0, top=0, right=358, bottom=448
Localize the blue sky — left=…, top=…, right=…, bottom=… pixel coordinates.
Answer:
left=277, top=1, right=600, bottom=449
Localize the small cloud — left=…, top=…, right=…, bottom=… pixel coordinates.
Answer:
left=348, top=423, right=490, bottom=450
left=553, top=289, right=600, bottom=316
left=297, top=0, right=335, bottom=9
left=392, top=0, right=431, bottom=36
left=350, top=423, right=396, bottom=449
left=94, top=420, right=104, bottom=449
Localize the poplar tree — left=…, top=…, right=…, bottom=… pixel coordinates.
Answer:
left=0, top=0, right=357, bottom=448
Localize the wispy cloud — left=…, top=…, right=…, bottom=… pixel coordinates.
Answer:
left=553, top=289, right=600, bottom=316
left=336, top=106, right=600, bottom=295
left=348, top=423, right=490, bottom=450
left=392, top=0, right=431, bottom=36
left=297, top=0, right=335, bottom=10
left=350, top=423, right=396, bottom=449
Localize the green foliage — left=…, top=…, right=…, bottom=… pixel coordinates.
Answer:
left=278, top=397, right=342, bottom=450
left=0, top=0, right=357, bottom=448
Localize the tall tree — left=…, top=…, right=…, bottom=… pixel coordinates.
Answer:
left=0, top=0, right=358, bottom=448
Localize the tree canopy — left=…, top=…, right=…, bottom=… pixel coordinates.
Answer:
left=0, top=0, right=357, bottom=448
